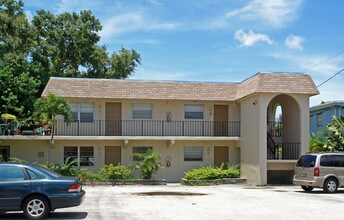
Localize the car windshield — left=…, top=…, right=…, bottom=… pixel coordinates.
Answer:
left=296, top=155, right=317, bottom=167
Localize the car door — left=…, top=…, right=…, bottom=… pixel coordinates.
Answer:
left=0, top=165, right=32, bottom=210
left=334, top=155, right=344, bottom=186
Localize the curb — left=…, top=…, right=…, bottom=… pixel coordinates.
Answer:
left=83, top=179, right=167, bottom=186
left=180, top=178, right=246, bottom=186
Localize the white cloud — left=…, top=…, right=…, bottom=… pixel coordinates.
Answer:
left=234, top=29, right=273, bottom=47
left=224, top=0, right=303, bottom=28
left=285, top=35, right=305, bottom=50
left=100, top=12, right=180, bottom=37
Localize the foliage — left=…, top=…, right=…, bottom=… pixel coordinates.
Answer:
left=42, top=157, right=78, bottom=176
left=1, top=113, right=16, bottom=121
left=130, top=150, right=163, bottom=180
left=8, top=157, right=28, bottom=163
left=0, top=63, right=40, bottom=117
left=0, top=0, right=141, bottom=117
left=99, top=164, right=136, bottom=180
left=0, top=154, right=3, bottom=162
left=0, top=0, right=34, bottom=66
left=309, top=116, right=344, bottom=152
left=34, top=92, right=71, bottom=162
left=184, top=163, right=240, bottom=180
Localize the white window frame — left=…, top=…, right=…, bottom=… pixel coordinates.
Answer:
left=184, top=146, right=203, bottom=161
left=184, top=104, right=204, bottom=120
left=64, top=146, right=94, bottom=167
left=132, top=104, right=153, bottom=119
left=71, top=103, right=94, bottom=122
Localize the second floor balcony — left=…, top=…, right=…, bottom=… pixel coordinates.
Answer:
left=1, top=120, right=241, bottom=137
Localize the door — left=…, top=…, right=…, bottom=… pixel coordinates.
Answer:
left=105, top=103, right=122, bottom=136
left=214, top=146, right=229, bottom=168
left=0, top=165, right=31, bottom=210
left=0, top=146, right=10, bottom=161
left=214, top=105, right=228, bottom=136
left=105, top=146, right=121, bottom=165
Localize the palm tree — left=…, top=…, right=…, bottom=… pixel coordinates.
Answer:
left=34, top=92, right=71, bottom=162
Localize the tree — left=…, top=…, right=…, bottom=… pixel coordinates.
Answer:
left=0, top=62, right=40, bottom=117
left=0, top=0, right=34, bottom=66
left=309, top=116, right=344, bottom=152
left=31, top=10, right=141, bottom=79
left=34, top=93, right=72, bottom=162
left=0, top=1, right=142, bottom=117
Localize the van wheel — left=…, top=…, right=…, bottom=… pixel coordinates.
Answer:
left=301, top=186, right=314, bottom=191
left=23, top=195, right=50, bottom=219
left=323, top=178, right=338, bottom=193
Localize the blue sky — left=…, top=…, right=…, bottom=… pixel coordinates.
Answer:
left=24, top=0, right=344, bottom=106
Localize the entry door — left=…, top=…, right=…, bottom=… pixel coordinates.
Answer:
left=0, top=146, right=10, bottom=161
left=214, top=105, right=228, bottom=136
left=105, top=103, right=122, bottom=136
left=214, top=146, right=229, bottom=168
left=105, top=146, right=121, bottom=165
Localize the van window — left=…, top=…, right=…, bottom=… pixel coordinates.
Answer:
left=335, top=155, right=344, bottom=167
left=320, top=155, right=335, bottom=167
left=296, top=155, right=316, bottom=167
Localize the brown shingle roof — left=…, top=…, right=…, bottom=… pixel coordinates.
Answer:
left=42, top=72, right=319, bottom=101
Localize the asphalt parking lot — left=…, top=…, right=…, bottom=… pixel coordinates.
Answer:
left=1, top=184, right=344, bottom=220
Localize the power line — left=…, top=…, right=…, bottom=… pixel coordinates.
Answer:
left=317, top=68, right=344, bottom=88
left=303, top=50, right=344, bottom=71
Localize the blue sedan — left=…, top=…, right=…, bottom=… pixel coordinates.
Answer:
left=0, top=163, right=85, bottom=219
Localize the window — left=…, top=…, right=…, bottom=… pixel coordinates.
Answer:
left=132, top=146, right=152, bottom=161
left=184, top=146, right=203, bottom=161
left=317, top=113, right=322, bottom=127
left=27, top=169, right=38, bottom=179
left=71, top=103, right=94, bottom=122
left=0, top=166, right=25, bottom=181
left=64, top=146, right=94, bottom=167
left=132, top=104, right=152, bottom=119
left=320, top=155, right=335, bottom=167
left=184, top=105, right=204, bottom=119
left=335, top=155, right=344, bottom=167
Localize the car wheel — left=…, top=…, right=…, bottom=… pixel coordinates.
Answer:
left=301, top=186, right=314, bottom=192
left=23, top=195, right=50, bottom=219
left=323, top=178, right=338, bottom=193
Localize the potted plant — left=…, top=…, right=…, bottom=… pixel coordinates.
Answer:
left=276, top=146, right=282, bottom=160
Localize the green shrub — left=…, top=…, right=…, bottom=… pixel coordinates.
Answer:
left=130, top=150, right=163, bottom=179
left=99, top=163, right=136, bottom=180
left=43, top=157, right=78, bottom=176
left=0, top=154, right=4, bottom=162
left=184, top=163, right=240, bottom=180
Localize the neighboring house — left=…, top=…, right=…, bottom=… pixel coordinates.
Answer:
left=0, top=72, right=319, bottom=185
left=310, top=100, right=344, bottom=134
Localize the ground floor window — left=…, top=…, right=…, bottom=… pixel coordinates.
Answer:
left=132, top=146, right=152, bottom=161
left=0, top=146, right=10, bottom=162
left=184, top=146, right=203, bottom=161
left=64, top=146, right=94, bottom=166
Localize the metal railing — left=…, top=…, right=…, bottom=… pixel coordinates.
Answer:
left=267, top=142, right=300, bottom=160
left=1, top=119, right=241, bottom=137
left=267, top=121, right=283, bottom=137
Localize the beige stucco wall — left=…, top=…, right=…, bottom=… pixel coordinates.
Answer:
left=1, top=139, right=240, bottom=182
left=239, top=93, right=310, bottom=185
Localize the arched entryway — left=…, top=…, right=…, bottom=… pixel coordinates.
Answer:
left=266, top=94, right=301, bottom=184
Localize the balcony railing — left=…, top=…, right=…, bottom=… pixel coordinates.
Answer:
left=1, top=120, right=241, bottom=137
left=267, top=142, right=300, bottom=160
left=267, top=121, right=283, bottom=137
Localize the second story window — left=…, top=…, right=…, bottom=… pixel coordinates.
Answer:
left=184, top=104, right=204, bottom=119
left=317, top=113, right=322, bottom=127
left=132, top=104, right=152, bottom=119
left=71, top=103, right=94, bottom=122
